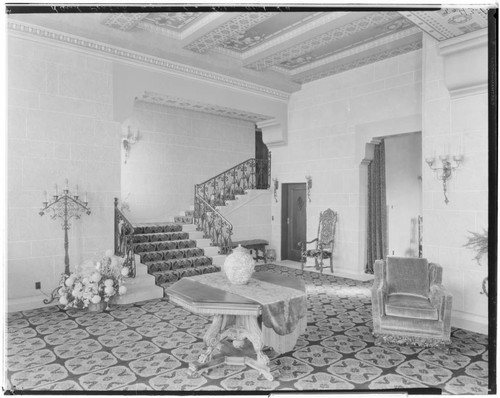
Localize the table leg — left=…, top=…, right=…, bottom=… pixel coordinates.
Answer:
left=188, top=314, right=224, bottom=376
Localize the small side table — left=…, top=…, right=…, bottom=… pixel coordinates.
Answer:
left=231, top=239, right=269, bottom=263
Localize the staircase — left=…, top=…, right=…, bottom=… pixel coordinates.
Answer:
left=114, top=154, right=271, bottom=303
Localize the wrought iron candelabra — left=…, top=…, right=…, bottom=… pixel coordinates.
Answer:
left=39, top=179, right=91, bottom=304
left=425, top=153, right=462, bottom=204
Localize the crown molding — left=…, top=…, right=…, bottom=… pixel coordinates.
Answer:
left=7, top=20, right=292, bottom=102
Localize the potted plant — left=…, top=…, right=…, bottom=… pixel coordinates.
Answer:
left=464, top=229, right=488, bottom=296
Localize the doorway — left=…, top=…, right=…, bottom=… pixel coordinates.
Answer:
left=281, top=183, right=307, bottom=261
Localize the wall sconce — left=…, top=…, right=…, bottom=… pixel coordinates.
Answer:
left=272, top=177, right=279, bottom=202
left=305, top=174, right=312, bottom=202
left=122, top=125, right=140, bottom=164
left=425, top=153, right=463, bottom=204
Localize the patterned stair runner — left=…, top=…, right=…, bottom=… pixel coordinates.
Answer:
left=132, top=216, right=220, bottom=294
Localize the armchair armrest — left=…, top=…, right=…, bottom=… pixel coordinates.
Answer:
left=429, top=284, right=453, bottom=321
left=297, top=238, right=318, bottom=249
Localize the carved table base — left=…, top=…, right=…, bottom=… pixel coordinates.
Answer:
left=188, top=314, right=274, bottom=381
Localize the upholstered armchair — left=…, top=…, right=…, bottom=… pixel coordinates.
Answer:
left=371, top=257, right=453, bottom=347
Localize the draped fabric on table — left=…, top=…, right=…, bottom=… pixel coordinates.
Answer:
left=185, top=272, right=307, bottom=354
left=365, top=140, right=388, bottom=274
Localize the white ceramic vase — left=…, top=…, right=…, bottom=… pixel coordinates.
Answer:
left=223, top=244, right=255, bottom=285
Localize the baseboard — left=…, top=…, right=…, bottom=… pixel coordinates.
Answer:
left=8, top=293, right=55, bottom=313
left=451, top=311, right=488, bottom=335
left=334, top=268, right=375, bottom=282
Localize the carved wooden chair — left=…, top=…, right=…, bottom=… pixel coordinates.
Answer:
left=298, top=208, right=338, bottom=273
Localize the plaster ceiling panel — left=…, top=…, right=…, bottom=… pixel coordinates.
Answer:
left=219, top=11, right=323, bottom=53
left=278, top=15, right=415, bottom=70
left=141, top=12, right=205, bottom=31
left=400, top=8, right=488, bottom=41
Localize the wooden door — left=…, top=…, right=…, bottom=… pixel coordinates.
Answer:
left=281, top=183, right=307, bottom=261
left=255, top=129, right=269, bottom=189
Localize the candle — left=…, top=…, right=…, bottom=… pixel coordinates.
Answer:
left=84, top=192, right=88, bottom=203
left=43, top=190, right=47, bottom=202
left=54, top=184, right=58, bottom=196
left=65, top=179, right=69, bottom=191
left=75, top=184, right=79, bottom=196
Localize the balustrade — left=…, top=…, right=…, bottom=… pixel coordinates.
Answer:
left=114, top=198, right=136, bottom=278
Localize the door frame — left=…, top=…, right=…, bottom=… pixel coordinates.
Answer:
left=281, top=182, right=307, bottom=261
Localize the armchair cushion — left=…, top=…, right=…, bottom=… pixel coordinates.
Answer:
left=305, top=249, right=332, bottom=259
left=386, top=257, right=429, bottom=297
left=385, top=293, right=438, bottom=321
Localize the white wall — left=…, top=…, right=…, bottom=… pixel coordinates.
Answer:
left=421, top=34, right=488, bottom=333
left=271, top=50, right=422, bottom=280
left=121, top=101, right=255, bottom=222
left=385, top=133, right=422, bottom=257
left=7, top=36, right=121, bottom=311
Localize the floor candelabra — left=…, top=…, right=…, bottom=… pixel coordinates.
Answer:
left=39, top=179, right=91, bottom=304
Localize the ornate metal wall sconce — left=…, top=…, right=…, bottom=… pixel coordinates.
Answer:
left=425, top=153, right=463, bottom=204
left=39, top=179, right=91, bottom=304
left=305, top=174, right=312, bottom=202
left=272, top=178, right=279, bottom=202
left=122, top=126, right=140, bottom=164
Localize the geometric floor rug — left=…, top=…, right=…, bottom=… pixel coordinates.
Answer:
left=5, top=264, right=490, bottom=394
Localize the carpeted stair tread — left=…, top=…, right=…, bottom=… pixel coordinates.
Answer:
left=153, top=264, right=221, bottom=285
left=132, top=223, right=183, bottom=234
left=132, top=232, right=190, bottom=243
left=133, top=240, right=197, bottom=253
left=174, top=216, right=194, bottom=224
left=139, top=248, right=205, bottom=263
left=145, top=256, right=213, bottom=273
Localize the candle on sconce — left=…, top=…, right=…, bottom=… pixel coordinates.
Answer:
left=54, top=184, right=58, bottom=197
left=43, top=190, right=48, bottom=203
left=65, top=179, right=69, bottom=191
left=74, top=184, right=79, bottom=198
left=84, top=192, right=88, bottom=203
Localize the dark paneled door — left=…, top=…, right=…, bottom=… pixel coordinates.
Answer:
left=281, top=183, right=307, bottom=261
left=255, top=128, right=269, bottom=189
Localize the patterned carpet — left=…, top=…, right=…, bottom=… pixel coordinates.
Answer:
left=5, top=264, right=490, bottom=393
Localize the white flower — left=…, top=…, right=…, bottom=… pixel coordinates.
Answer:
left=65, top=277, right=75, bottom=287
left=82, top=278, right=89, bottom=285
left=118, top=286, right=127, bottom=295
left=95, top=261, right=101, bottom=270
left=105, top=249, right=113, bottom=257
left=104, top=279, right=114, bottom=287
left=104, top=286, right=115, bottom=296
left=58, top=288, right=65, bottom=296
left=74, top=282, right=83, bottom=291
left=91, top=295, right=101, bottom=304
left=111, top=257, right=118, bottom=267
left=90, top=272, right=101, bottom=283
left=59, top=296, right=68, bottom=305
left=121, top=267, right=130, bottom=277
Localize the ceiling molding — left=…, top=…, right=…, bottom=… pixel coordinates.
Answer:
left=137, top=92, right=274, bottom=123
left=184, top=12, right=277, bottom=53
left=295, top=39, right=422, bottom=84
left=7, top=20, right=292, bottom=102
left=245, top=12, right=401, bottom=71
left=274, top=26, right=422, bottom=76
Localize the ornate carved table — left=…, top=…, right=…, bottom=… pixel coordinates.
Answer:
left=166, top=271, right=307, bottom=381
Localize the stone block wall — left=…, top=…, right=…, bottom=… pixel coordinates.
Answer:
left=7, top=36, right=121, bottom=310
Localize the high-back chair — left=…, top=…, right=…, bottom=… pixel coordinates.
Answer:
left=298, top=208, right=338, bottom=273
left=371, top=256, right=453, bottom=347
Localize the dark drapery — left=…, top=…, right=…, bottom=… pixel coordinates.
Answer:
left=365, top=140, right=388, bottom=274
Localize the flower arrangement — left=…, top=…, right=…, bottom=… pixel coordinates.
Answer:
left=58, top=250, right=129, bottom=310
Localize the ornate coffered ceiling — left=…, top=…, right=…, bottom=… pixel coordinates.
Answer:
left=8, top=7, right=490, bottom=93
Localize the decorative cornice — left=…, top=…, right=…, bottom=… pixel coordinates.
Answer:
left=137, top=91, right=274, bottom=123
left=7, top=20, right=292, bottom=102
left=102, top=13, right=149, bottom=31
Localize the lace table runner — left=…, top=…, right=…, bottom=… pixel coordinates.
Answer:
left=185, top=272, right=307, bottom=353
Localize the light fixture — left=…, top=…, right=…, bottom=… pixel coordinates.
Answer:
left=122, top=121, right=140, bottom=164
left=425, top=152, right=463, bottom=204
left=305, top=174, right=312, bottom=202
left=272, top=177, right=279, bottom=202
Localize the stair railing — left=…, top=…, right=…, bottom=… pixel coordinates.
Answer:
left=114, top=198, right=136, bottom=278
left=194, top=194, right=233, bottom=254
left=195, top=152, right=271, bottom=207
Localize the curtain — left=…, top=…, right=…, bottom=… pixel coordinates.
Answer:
left=365, top=140, right=388, bottom=274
